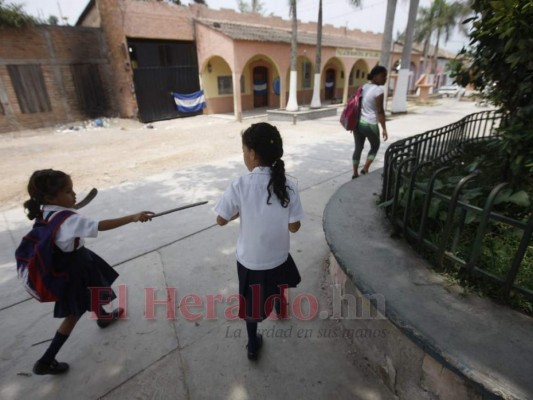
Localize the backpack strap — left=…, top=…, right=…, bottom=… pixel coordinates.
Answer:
left=35, top=210, right=78, bottom=250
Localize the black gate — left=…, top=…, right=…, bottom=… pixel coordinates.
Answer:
left=128, top=39, right=201, bottom=123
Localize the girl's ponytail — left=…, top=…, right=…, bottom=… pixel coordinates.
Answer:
left=268, top=158, right=289, bottom=208
left=242, top=123, right=290, bottom=208
left=23, top=198, right=42, bottom=220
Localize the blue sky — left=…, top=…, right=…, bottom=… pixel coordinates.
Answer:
left=12, top=0, right=469, bottom=52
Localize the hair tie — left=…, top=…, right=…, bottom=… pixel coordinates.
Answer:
left=272, top=160, right=277, bottom=167
left=270, top=139, right=274, bottom=144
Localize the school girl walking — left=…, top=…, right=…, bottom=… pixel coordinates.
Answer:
left=352, top=65, right=389, bottom=178
left=215, top=122, right=304, bottom=360
left=22, top=169, right=153, bottom=375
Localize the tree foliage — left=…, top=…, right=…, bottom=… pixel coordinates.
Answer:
left=0, top=0, right=38, bottom=28
left=237, top=0, right=265, bottom=14
left=414, top=0, right=471, bottom=74
left=454, top=0, right=533, bottom=181
left=47, top=15, right=59, bottom=25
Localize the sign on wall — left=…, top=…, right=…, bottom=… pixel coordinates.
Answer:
left=336, top=49, right=380, bottom=59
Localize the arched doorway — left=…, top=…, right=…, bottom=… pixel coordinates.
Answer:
left=324, top=68, right=336, bottom=100
left=253, top=66, right=268, bottom=107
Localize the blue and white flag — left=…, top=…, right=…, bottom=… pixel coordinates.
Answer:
left=253, top=80, right=267, bottom=95
left=172, top=90, right=206, bottom=113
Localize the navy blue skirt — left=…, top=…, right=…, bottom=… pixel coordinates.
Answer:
left=237, top=254, right=300, bottom=322
left=53, top=247, right=119, bottom=318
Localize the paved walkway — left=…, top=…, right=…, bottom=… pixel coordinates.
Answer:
left=0, top=99, right=481, bottom=400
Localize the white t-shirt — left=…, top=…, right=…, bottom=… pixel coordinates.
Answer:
left=43, top=205, right=99, bottom=252
left=360, top=83, right=384, bottom=124
left=215, top=166, right=305, bottom=270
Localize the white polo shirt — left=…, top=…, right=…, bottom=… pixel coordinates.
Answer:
left=43, top=205, right=99, bottom=252
left=215, top=166, right=304, bottom=270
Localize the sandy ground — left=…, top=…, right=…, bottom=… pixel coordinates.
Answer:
left=0, top=115, right=262, bottom=212
left=0, top=99, right=477, bottom=213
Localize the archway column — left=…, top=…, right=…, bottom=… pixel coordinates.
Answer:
left=279, top=74, right=287, bottom=109
left=232, top=70, right=242, bottom=122
left=342, top=62, right=349, bottom=104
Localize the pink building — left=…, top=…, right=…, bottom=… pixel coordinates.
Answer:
left=0, top=0, right=430, bottom=132
left=78, top=0, right=423, bottom=122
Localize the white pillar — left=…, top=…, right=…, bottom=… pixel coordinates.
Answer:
left=286, top=70, right=299, bottom=111
left=310, top=73, right=321, bottom=108
left=391, top=69, right=409, bottom=113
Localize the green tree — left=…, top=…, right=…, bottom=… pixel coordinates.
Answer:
left=237, top=0, right=265, bottom=14
left=391, top=0, right=421, bottom=113
left=0, top=0, right=38, bottom=27
left=415, top=0, right=470, bottom=75
left=459, top=0, right=533, bottom=181
left=47, top=15, right=59, bottom=25
left=379, top=0, right=398, bottom=69
left=310, top=0, right=323, bottom=108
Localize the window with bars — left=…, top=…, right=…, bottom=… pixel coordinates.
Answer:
left=7, top=64, right=52, bottom=114
left=70, top=64, right=108, bottom=118
left=218, top=76, right=232, bottom=95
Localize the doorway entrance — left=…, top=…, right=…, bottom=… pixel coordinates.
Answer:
left=253, top=67, right=268, bottom=108
left=325, top=68, right=336, bottom=100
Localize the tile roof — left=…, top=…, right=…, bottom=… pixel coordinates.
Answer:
left=196, top=19, right=381, bottom=50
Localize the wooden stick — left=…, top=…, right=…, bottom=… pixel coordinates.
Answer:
left=152, top=201, right=208, bottom=218
left=74, top=188, right=98, bottom=209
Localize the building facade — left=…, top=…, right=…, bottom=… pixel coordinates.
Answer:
left=1, top=0, right=432, bottom=132
left=0, top=25, right=114, bottom=133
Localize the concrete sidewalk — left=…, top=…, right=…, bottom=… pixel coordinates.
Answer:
left=0, top=99, right=482, bottom=400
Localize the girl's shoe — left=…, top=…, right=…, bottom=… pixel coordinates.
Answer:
left=246, top=333, right=263, bottom=361
left=360, top=169, right=367, bottom=175
left=351, top=174, right=359, bottom=179
left=97, top=307, right=124, bottom=328
left=33, top=359, right=69, bottom=375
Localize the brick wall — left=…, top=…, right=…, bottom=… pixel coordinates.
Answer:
left=0, top=25, right=114, bottom=134
left=94, top=0, right=197, bottom=119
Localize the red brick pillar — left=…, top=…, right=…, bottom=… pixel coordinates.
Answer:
left=96, top=0, right=138, bottom=119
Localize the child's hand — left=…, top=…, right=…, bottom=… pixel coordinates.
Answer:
left=133, top=211, right=154, bottom=223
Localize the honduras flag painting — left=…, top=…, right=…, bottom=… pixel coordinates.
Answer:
left=172, top=90, right=206, bottom=113
left=253, top=80, right=267, bottom=95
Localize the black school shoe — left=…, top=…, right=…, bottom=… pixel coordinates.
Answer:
left=246, top=333, right=263, bottom=361
left=33, top=359, right=69, bottom=375
left=96, top=307, right=124, bottom=329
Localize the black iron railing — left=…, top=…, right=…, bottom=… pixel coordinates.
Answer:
left=382, top=110, right=533, bottom=303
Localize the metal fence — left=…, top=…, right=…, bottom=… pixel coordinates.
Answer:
left=382, top=110, right=533, bottom=303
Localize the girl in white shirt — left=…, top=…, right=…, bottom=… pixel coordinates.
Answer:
left=352, top=65, right=389, bottom=178
left=22, top=169, right=153, bottom=375
left=215, top=122, right=304, bottom=361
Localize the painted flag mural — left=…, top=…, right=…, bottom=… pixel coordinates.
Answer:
left=253, top=80, right=267, bottom=95
left=172, top=90, right=206, bottom=113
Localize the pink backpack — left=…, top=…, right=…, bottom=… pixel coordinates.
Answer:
left=339, top=86, right=363, bottom=131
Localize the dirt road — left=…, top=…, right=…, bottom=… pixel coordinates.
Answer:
left=0, top=115, right=253, bottom=211
left=0, top=99, right=479, bottom=212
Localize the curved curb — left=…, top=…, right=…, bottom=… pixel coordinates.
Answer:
left=322, top=169, right=533, bottom=400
